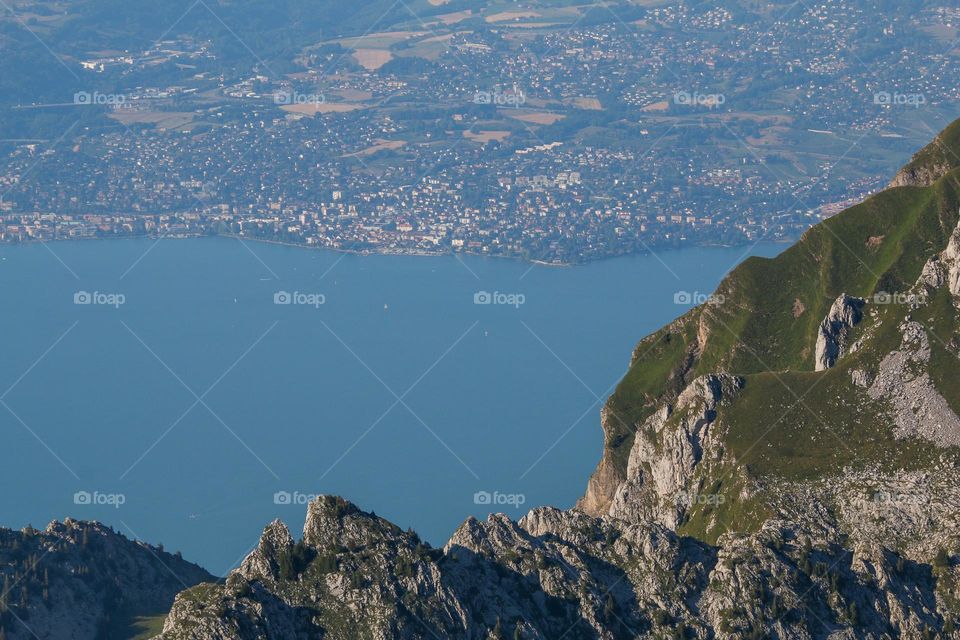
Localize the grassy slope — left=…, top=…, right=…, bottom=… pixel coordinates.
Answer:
left=595, top=121, right=960, bottom=510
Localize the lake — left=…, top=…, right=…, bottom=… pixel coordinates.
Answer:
left=0, top=237, right=782, bottom=573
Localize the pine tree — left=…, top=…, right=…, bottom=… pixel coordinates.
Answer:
left=492, top=617, right=503, bottom=639
left=604, top=593, right=617, bottom=623
left=934, top=548, right=950, bottom=568
left=0, top=574, right=8, bottom=612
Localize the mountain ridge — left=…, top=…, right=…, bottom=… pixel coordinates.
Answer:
left=0, top=518, right=212, bottom=640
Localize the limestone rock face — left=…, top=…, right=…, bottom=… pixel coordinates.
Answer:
left=577, top=405, right=629, bottom=516
left=888, top=159, right=953, bottom=188
left=918, top=217, right=960, bottom=297
left=608, top=374, right=742, bottom=528
left=814, top=293, right=865, bottom=371
left=237, top=520, right=294, bottom=584
left=155, top=491, right=960, bottom=640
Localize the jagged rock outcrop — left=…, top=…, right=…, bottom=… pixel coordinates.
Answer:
left=888, top=159, right=953, bottom=188
left=917, top=216, right=960, bottom=297
left=0, top=519, right=212, bottom=640
left=888, top=122, right=960, bottom=188
left=578, top=405, right=630, bottom=517
left=815, top=293, right=865, bottom=371
left=236, top=519, right=295, bottom=584
left=155, top=493, right=960, bottom=639
left=608, top=374, right=742, bottom=528
left=579, top=316, right=702, bottom=518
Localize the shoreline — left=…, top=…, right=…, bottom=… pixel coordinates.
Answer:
left=0, top=231, right=795, bottom=266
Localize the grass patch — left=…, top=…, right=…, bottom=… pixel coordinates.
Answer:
left=98, top=610, right=170, bottom=640
left=720, top=366, right=943, bottom=481
left=916, top=287, right=960, bottom=416
left=677, top=469, right=772, bottom=545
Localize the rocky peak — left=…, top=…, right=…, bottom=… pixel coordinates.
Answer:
left=237, top=519, right=294, bottom=583
left=814, top=293, right=865, bottom=371
left=302, top=494, right=401, bottom=550
left=446, top=513, right=534, bottom=560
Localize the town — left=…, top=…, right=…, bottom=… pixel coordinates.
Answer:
left=1, top=0, right=957, bottom=262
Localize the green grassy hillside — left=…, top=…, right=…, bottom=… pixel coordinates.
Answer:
left=593, top=121, right=960, bottom=511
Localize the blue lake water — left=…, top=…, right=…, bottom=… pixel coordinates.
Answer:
left=0, top=237, right=782, bottom=573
